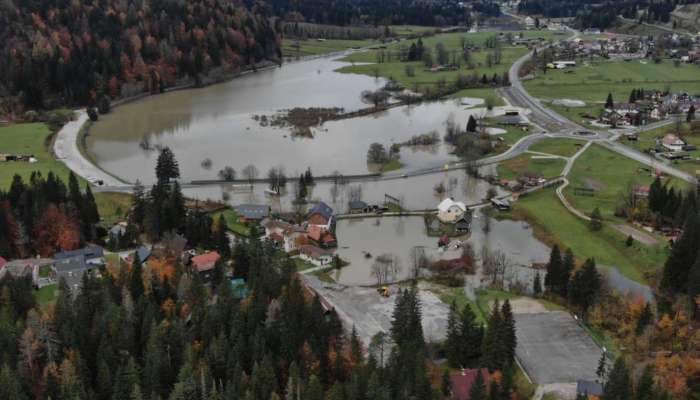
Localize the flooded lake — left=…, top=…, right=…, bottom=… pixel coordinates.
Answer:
left=88, top=54, right=512, bottom=183
left=332, top=214, right=551, bottom=286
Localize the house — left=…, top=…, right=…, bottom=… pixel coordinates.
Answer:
left=55, top=256, right=99, bottom=295
left=576, top=380, right=603, bottom=398
left=299, top=245, right=334, bottom=267
left=1, top=258, right=54, bottom=286
left=633, top=185, right=650, bottom=198
left=307, top=201, right=334, bottom=230
left=661, top=134, right=685, bottom=152
left=234, top=204, right=270, bottom=223
left=495, top=113, right=527, bottom=126
left=283, top=226, right=308, bottom=253
left=124, top=246, right=152, bottom=264
left=437, top=198, right=467, bottom=223
left=450, top=369, right=490, bottom=400
left=263, top=218, right=292, bottom=238
left=307, top=225, right=337, bottom=248
left=455, top=214, right=472, bottom=233
left=54, top=245, right=105, bottom=266
left=349, top=200, right=368, bottom=214
left=0, top=256, right=6, bottom=270
left=524, top=16, right=535, bottom=28
left=491, top=198, right=511, bottom=211
left=190, top=251, right=221, bottom=279
left=108, top=223, right=127, bottom=243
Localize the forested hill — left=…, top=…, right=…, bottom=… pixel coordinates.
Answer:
left=258, top=0, right=477, bottom=27
left=0, top=0, right=280, bottom=111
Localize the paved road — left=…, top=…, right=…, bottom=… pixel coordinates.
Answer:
left=53, top=110, right=127, bottom=187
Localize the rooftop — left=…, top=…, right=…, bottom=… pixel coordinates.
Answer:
left=191, top=251, right=221, bottom=273
left=54, top=245, right=104, bottom=261
left=308, top=201, right=333, bottom=220
left=235, top=204, right=270, bottom=220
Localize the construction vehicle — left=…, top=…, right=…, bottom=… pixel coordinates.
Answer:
left=378, top=286, right=390, bottom=297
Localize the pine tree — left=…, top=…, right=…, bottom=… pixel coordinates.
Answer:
left=533, top=272, right=542, bottom=297
left=482, top=300, right=503, bottom=371
left=130, top=252, right=144, bottom=300
left=469, top=371, right=486, bottom=400
left=215, top=214, right=231, bottom=259
left=445, top=301, right=462, bottom=367
left=559, top=248, right=575, bottom=297
left=661, top=212, right=700, bottom=294
left=500, top=300, right=516, bottom=366
left=688, top=104, right=696, bottom=123
left=568, top=258, right=601, bottom=315
left=305, top=375, right=324, bottom=400
left=605, top=93, right=614, bottom=109
left=603, top=358, right=631, bottom=400
left=545, top=245, right=562, bottom=293
left=155, top=147, right=180, bottom=183
left=460, top=303, right=484, bottom=368
left=688, top=257, right=700, bottom=319
left=467, top=115, right=477, bottom=132
left=596, top=352, right=608, bottom=384
left=441, top=368, right=451, bottom=397
left=131, top=180, right=147, bottom=227
left=635, top=365, right=656, bottom=400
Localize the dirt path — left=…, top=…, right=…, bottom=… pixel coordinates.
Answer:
left=612, top=224, right=659, bottom=246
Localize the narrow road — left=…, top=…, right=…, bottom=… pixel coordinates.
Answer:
left=555, top=141, right=593, bottom=222
left=53, top=111, right=127, bottom=186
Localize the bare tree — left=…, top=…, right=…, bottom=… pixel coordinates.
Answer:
left=410, top=246, right=428, bottom=281
left=371, top=253, right=402, bottom=286
left=481, top=246, right=510, bottom=288
left=218, top=166, right=236, bottom=181
left=242, top=164, right=259, bottom=184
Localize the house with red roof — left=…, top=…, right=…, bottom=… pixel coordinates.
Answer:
left=299, top=245, right=334, bottom=267
left=190, top=251, right=221, bottom=280
left=307, top=225, right=337, bottom=248
left=450, top=369, right=490, bottom=400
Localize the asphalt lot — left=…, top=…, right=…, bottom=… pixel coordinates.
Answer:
left=514, top=311, right=602, bottom=385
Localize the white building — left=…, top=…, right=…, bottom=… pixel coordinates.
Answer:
left=661, top=134, right=685, bottom=152
left=524, top=16, right=535, bottom=28
left=299, top=245, right=334, bottom=267
left=437, top=198, right=467, bottom=223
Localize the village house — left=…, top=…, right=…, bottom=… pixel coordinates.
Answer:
left=455, top=214, right=473, bottom=233
left=0, top=258, right=53, bottom=285
left=307, top=225, right=337, bottom=248
left=55, top=244, right=105, bottom=266
left=190, top=251, right=221, bottom=281
left=437, top=198, right=467, bottom=223
left=307, top=201, right=334, bottom=231
left=234, top=204, right=270, bottom=223
left=54, top=256, right=97, bottom=295
left=298, top=245, right=334, bottom=267
left=348, top=200, right=368, bottom=214
left=523, top=16, right=535, bottom=28
left=449, top=368, right=491, bottom=400
left=661, top=133, right=686, bottom=152
left=122, top=246, right=152, bottom=265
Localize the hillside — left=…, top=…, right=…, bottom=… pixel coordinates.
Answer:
left=0, top=0, right=280, bottom=113
left=671, top=3, right=700, bottom=32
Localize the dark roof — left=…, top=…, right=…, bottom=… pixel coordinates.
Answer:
left=54, top=256, right=88, bottom=273
left=450, top=369, right=490, bottom=400
left=308, top=201, right=333, bottom=220
left=349, top=200, right=368, bottom=210
left=54, top=245, right=104, bottom=260
left=235, top=204, right=270, bottom=220
left=577, top=380, right=603, bottom=396
left=135, top=246, right=152, bottom=262
left=496, top=114, right=526, bottom=125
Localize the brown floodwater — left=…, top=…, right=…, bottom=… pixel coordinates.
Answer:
left=87, top=54, right=506, bottom=183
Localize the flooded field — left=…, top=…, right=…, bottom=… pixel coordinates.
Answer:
left=88, top=53, right=519, bottom=183
left=332, top=214, right=551, bottom=286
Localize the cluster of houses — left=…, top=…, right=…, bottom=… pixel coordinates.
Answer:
left=261, top=201, right=338, bottom=267
left=601, top=91, right=700, bottom=128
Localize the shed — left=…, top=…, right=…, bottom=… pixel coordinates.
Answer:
left=349, top=200, right=368, bottom=213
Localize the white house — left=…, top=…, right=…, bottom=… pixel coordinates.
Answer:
left=524, top=16, right=535, bottom=28
left=661, top=134, right=685, bottom=152
left=299, top=245, right=333, bottom=267
left=437, top=198, right=467, bottom=223
left=283, top=226, right=307, bottom=253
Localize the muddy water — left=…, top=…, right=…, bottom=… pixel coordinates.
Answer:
left=87, top=53, right=514, bottom=183
left=181, top=167, right=505, bottom=212
left=333, top=214, right=551, bottom=286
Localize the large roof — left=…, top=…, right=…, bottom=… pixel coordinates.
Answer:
left=235, top=204, right=270, bottom=219
left=308, top=201, right=333, bottom=220
left=55, top=245, right=104, bottom=260
left=437, top=198, right=466, bottom=212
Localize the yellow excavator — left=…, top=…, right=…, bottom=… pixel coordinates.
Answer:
left=378, top=286, right=390, bottom=297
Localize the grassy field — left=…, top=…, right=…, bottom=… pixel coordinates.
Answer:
left=336, top=30, right=565, bottom=95
left=389, top=25, right=440, bottom=36
left=524, top=59, right=700, bottom=103
left=547, top=103, right=603, bottom=128
left=497, top=154, right=566, bottom=180
left=448, top=87, right=506, bottom=106
left=563, top=144, right=690, bottom=220
left=528, top=137, right=585, bottom=157
left=36, top=284, right=58, bottom=305
left=0, top=122, right=131, bottom=226
left=511, top=189, right=668, bottom=283
left=281, top=38, right=377, bottom=58
left=212, top=209, right=252, bottom=237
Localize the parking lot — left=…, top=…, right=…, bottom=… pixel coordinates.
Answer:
left=514, top=311, right=602, bottom=385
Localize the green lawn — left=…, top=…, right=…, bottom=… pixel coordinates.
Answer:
left=448, top=87, right=506, bottom=106
left=497, top=154, right=566, bottom=181
left=512, top=189, right=668, bottom=283
left=528, top=137, right=585, bottom=158
left=0, top=122, right=131, bottom=226
left=36, top=284, right=58, bottom=305
left=547, top=103, right=603, bottom=128
left=281, top=38, right=377, bottom=58
left=524, top=59, right=700, bottom=103
left=389, top=25, right=440, bottom=36
left=381, top=159, right=403, bottom=172
left=212, top=209, right=252, bottom=237
left=498, top=125, right=532, bottom=147
left=336, top=30, right=565, bottom=95
left=564, top=144, right=690, bottom=220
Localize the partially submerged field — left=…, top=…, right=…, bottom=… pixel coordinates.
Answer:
left=337, top=30, right=567, bottom=95
left=281, top=38, right=377, bottom=58
left=524, top=59, right=700, bottom=103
